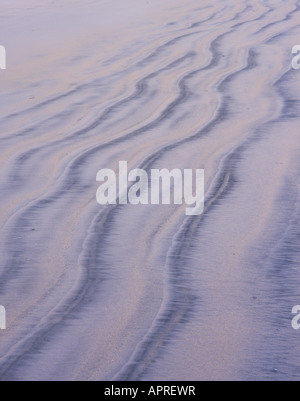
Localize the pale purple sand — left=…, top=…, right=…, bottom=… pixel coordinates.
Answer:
left=1, top=0, right=300, bottom=381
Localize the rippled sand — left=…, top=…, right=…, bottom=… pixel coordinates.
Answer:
left=1, top=0, right=300, bottom=381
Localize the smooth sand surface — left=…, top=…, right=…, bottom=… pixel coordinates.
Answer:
left=1, top=0, right=300, bottom=381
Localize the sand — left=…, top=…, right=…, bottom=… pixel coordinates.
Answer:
left=0, top=0, right=300, bottom=381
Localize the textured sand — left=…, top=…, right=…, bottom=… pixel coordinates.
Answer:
left=1, top=0, right=300, bottom=381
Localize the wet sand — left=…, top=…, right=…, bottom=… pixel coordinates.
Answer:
left=1, top=0, right=300, bottom=381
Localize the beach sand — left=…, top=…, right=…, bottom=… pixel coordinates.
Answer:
left=1, top=0, right=300, bottom=381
